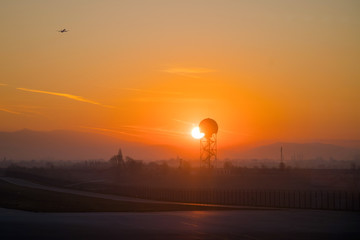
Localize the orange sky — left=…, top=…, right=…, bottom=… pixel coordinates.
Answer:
left=1, top=0, right=360, bottom=150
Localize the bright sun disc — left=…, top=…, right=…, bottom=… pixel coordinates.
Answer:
left=191, top=127, right=205, bottom=139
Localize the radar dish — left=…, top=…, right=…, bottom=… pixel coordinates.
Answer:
left=199, top=118, right=218, bottom=138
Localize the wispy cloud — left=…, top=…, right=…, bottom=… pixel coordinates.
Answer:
left=80, top=126, right=142, bottom=138
left=0, top=107, right=21, bottom=115
left=9, top=104, right=44, bottom=110
left=0, top=83, right=8, bottom=86
left=81, top=125, right=187, bottom=139
left=0, top=105, right=50, bottom=118
left=19, top=109, right=46, bottom=117
left=16, top=88, right=114, bottom=108
left=173, top=118, right=196, bottom=126
left=129, top=97, right=214, bottom=103
left=121, top=88, right=182, bottom=95
left=162, top=67, right=215, bottom=78
left=120, top=125, right=187, bottom=137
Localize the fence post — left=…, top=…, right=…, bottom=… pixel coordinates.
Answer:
left=211, top=189, right=214, bottom=204
left=249, top=190, right=252, bottom=206
left=286, top=191, right=288, bottom=208
left=340, top=191, right=343, bottom=210
left=320, top=191, right=322, bottom=209
left=293, top=191, right=295, bottom=208
left=236, top=189, right=239, bottom=205
left=239, top=189, right=242, bottom=205
left=298, top=191, right=300, bottom=208
left=326, top=191, right=329, bottom=209
left=255, top=190, right=257, bottom=206
left=273, top=190, right=276, bottom=207
left=345, top=191, right=347, bottom=210
left=240, top=189, right=243, bottom=206
left=244, top=190, right=246, bottom=206
left=283, top=191, right=286, bottom=208
left=254, top=190, right=256, bottom=206
left=264, top=191, right=267, bottom=207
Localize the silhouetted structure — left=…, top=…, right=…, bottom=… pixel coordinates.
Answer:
left=199, top=118, right=218, bottom=168
left=109, top=148, right=124, bottom=167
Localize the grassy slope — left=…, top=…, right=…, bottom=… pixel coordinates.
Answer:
left=0, top=180, right=231, bottom=212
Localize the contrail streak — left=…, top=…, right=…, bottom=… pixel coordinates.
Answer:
left=162, top=67, right=215, bottom=78
left=120, top=125, right=187, bottom=137
left=121, top=88, right=182, bottom=95
left=80, top=126, right=142, bottom=138
left=173, top=119, right=196, bottom=126
left=17, top=88, right=114, bottom=108
left=0, top=107, right=21, bottom=115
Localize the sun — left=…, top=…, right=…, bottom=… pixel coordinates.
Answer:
left=191, top=127, right=204, bottom=139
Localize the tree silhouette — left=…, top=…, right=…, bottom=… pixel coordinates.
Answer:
left=109, top=148, right=124, bottom=167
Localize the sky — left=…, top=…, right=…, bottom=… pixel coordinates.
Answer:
left=1, top=0, right=360, bottom=150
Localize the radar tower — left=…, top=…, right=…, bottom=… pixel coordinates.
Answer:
left=198, top=118, right=218, bottom=168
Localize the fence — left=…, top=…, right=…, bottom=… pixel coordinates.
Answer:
left=116, top=186, right=360, bottom=211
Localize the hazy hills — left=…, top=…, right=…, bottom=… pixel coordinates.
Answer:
left=0, top=129, right=178, bottom=161
left=223, top=142, right=360, bottom=161
left=0, top=129, right=359, bottom=161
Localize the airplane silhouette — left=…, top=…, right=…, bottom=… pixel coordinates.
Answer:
left=58, top=29, right=69, bottom=33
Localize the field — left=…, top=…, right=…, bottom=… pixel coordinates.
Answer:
left=0, top=179, right=234, bottom=212
left=3, top=166, right=360, bottom=211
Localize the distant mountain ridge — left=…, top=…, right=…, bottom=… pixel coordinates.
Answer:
left=0, top=129, right=178, bottom=161
left=222, top=142, right=360, bottom=161
left=0, top=129, right=359, bottom=161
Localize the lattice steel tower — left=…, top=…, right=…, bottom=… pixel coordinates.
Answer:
left=199, top=118, right=218, bottom=168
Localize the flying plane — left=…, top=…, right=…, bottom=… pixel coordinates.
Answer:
left=58, top=29, right=69, bottom=33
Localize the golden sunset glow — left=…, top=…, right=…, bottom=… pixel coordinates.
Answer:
left=0, top=0, right=359, bottom=156
left=191, top=127, right=205, bottom=139
left=1, top=3, right=359, bottom=239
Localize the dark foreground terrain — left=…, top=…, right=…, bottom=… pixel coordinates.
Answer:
left=1, top=173, right=360, bottom=239
left=1, top=208, right=359, bottom=240
left=0, top=179, right=233, bottom=212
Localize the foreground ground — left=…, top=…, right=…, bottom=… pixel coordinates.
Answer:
left=1, top=177, right=359, bottom=239
left=0, top=178, right=236, bottom=212
left=1, top=208, right=359, bottom=240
